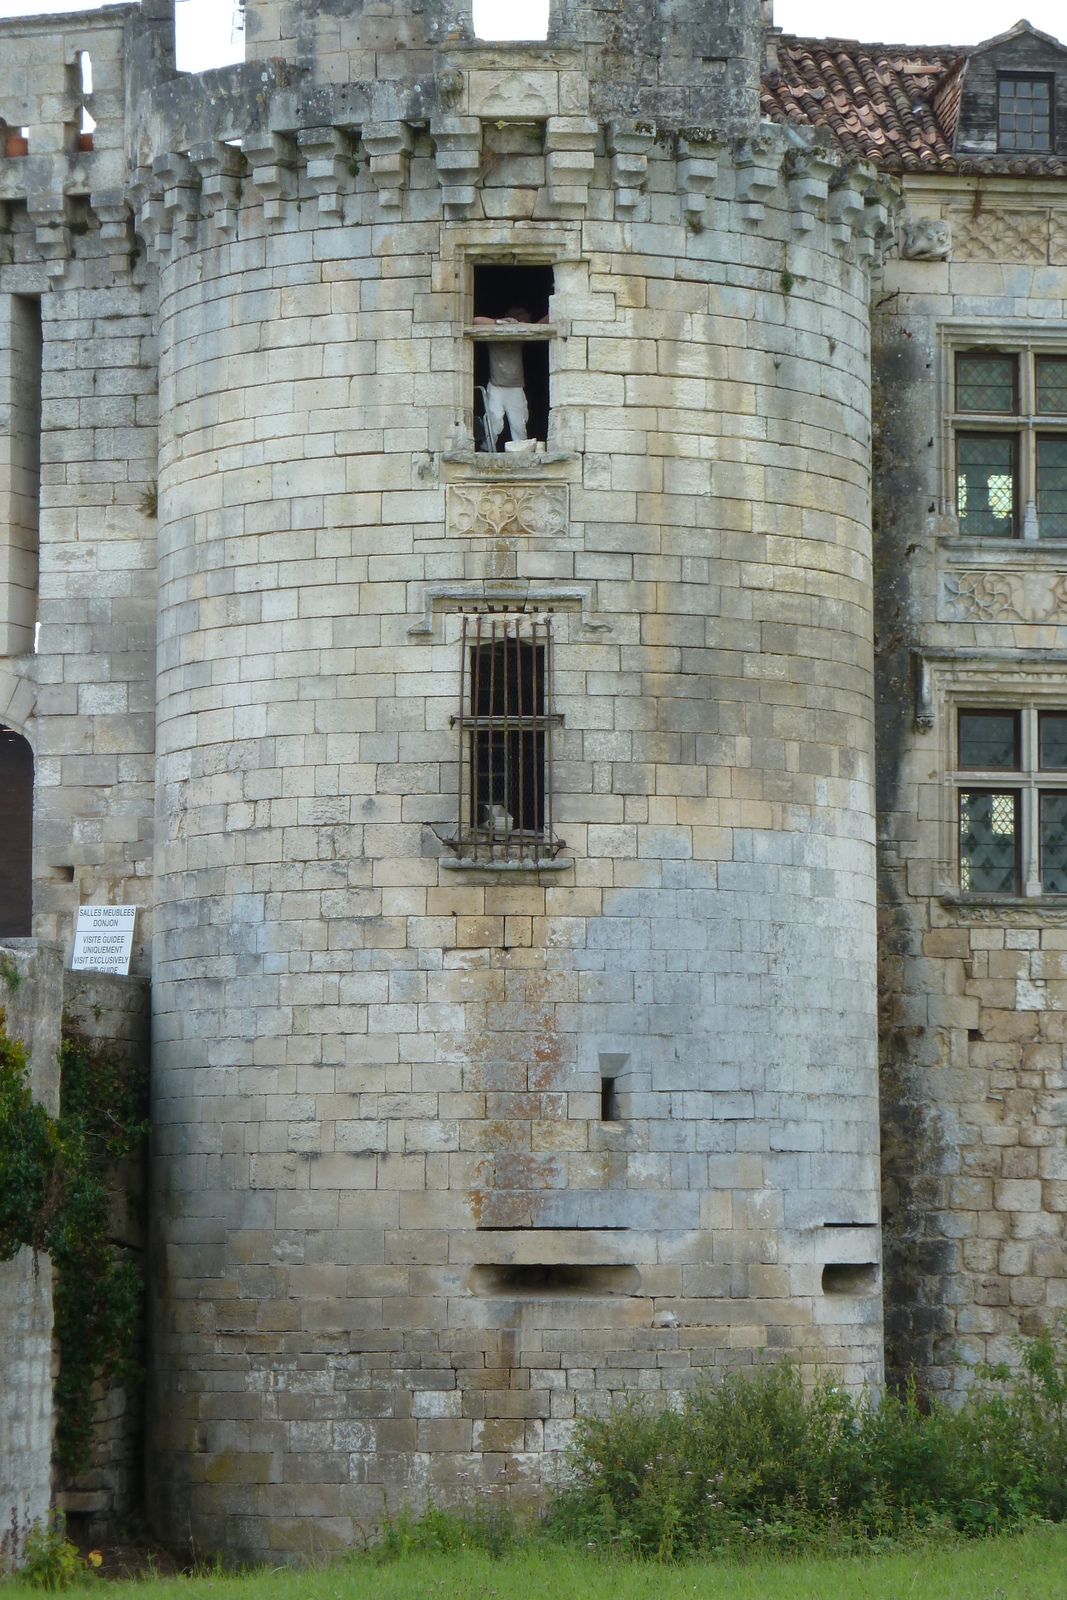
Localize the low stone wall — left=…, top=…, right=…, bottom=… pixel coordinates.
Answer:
left=0, top=940, right=62, bottom=1568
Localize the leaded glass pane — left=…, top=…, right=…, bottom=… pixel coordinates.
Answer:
left=957, top=355, right=1016, bottom=414
left=959, top=710, right=1019, bottom=769
left=1040, top=713, right=1067, bottom=769
left=960, top=791, right=1018, bottom=893
left=957, top=435, right=1015, bottom=536
left=1036, top=357, right=1067, bottom=415
left=1041, top=793, right=1067, bottom=893
left=998, top=75, right=1052, bottom=152
left=1038, top=436, right=1067, bottom=538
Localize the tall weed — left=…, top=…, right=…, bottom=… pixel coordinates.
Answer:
left=550, top=1318, right=1067, bottom=1559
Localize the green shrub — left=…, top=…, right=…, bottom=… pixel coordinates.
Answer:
left=550, top=1321, right=1067, bottom=1560
left=18, top=1517, right=85, bottom=1590
left=376, top=1495, right=519, bottom=1560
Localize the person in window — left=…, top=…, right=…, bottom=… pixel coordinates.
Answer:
left=472, top=305, right=546, bottom=450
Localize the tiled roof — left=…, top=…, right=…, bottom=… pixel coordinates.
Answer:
left=761, top=35, right=1067, bottom=175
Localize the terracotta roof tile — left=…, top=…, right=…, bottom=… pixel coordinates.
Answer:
left=761, top=35, right=1067, bottom=175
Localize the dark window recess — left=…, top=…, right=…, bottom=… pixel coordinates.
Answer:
left=0, top=726, right=33, bottom=937
left=471, top=1263, right=640, bottom=1295
left=998, top=74, right=1053, bottom=153
left=957, top=433, right=1016, bottom=536
left=1038, top=436, right=1067, bottom=537
left=473, top=263, right=553, bottom=323
left=1037, top=357, right=1067, bottom=415
left=1041, top=792, right=1067, bottom=893
left=958, top=709, right=1020, bottom=769
left=601, top=1077, right=619, bottom=1121
left=1040, top=712, right=1067, bottom=768
left=822, top=1263, right=879, bottom=1295
left=472, top=264, right=553, bottom=449
left=956, top=353, right=1017, bottom=414
left=445, top=613, right=564, bottom=863
left=959, top=790, right=1020, bottom=894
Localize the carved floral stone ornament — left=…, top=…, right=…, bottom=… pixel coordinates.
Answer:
left=446, top=482, right=569, bottom=538
left=938, top=569, right=1067, bottom=624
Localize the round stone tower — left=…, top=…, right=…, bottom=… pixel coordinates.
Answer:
left=139, top=0, right=895, bottom=1557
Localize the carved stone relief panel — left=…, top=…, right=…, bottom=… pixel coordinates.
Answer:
left=1050, top=212, right=1067, bottom=266
left=938, top=568, right=1067, bottom=623
left=445, top=482, right=569, bottom=539
left=947, top=208, right=1049, bottom=264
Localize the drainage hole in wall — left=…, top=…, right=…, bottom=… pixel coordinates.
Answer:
left=471, top=1263, right=640, bottom=1296
left=822, top=1263, right=879, bottom=1295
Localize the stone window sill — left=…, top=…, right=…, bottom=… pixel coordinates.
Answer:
left=940, top=893, right=1067, bottom=910
left=441, top=447, right=576, bottom=473
left=440, top=856, right=575, bottom=873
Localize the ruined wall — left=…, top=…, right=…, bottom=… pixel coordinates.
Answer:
left=0, top=939, right=63, bottom=1567
left=874, top=178, right=1067, bottom=1393
left=128, top=18, right=895, bottom=1550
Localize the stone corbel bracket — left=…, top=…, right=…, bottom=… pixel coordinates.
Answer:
left=607, top=120, right=655, bottom=219
left=153, top=151, right=200, bottom=255
left=26, top=193, right=72, bottom=280
left=362, top=121, right=415, bottom=213
left=785, top=147, right=837, bottom=236
left=190, top=141, right=244, bottom=240
left=734, top=138, right=779, bottom=229
left=855, top=173, right=898, bottom=267
left=244, top=131, right=297, bottom=220
left=298, top=125, right=355, bottom=221
left=675, top=131, right=719, bottom=231
left=91, top=189, right=133, bottom=274
left=544, top=117, right=598, bottom=215
left=430, top=114, right=482, bottom=221
left=127, top=166, right=165, bottom=264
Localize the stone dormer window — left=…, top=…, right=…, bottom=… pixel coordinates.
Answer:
left=997, top=73, right=1054, bottom=151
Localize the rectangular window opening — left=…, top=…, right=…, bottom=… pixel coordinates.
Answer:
left=958, top=709, right=1020, bottom=769
left=956, top=352, right=1017, bottom=414
left=1037, top=356, right=1067, bottom=415
left=601, top=1077, right=619, bottom=1122
left=998, top=74, right=1053, bottom=153
left=1038, top=435, right=1067, bottom=538
left=472, top=264, right=553, bottom=451
left=957, top=433, right=1017, bottom=537
left=446, top=613, right=564, bottom=864
left=959, top=789, right=1020, bottom=894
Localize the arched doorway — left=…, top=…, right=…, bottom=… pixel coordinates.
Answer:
left=0, top=725, right=33, bottom=936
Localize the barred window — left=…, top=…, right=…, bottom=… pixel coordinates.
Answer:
left=447, top=614, right=564, bottom=863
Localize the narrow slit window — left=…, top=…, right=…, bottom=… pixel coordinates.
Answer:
left=0, top=725, right=33, bottom=937
left=601, top=1078, right=619, bottom=1122
left=447, top=614, right=564, bottom=863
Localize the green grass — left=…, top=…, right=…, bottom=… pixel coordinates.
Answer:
left=46, top=1526, right=1067, bottom=1600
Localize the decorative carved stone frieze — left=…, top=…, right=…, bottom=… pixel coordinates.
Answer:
left=949, top=207, right=1048, bottom=263
left=937, top=568, right=1067, bottom=624
left=446, top=482, right=569, bottom=539
left=1050, top=211, right=1067, bottom=265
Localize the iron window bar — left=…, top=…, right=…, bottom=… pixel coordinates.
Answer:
left=446, top=612, right=565, bottom=863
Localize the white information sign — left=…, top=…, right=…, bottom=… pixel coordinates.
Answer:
left=71, top=905, right=137, bottom=976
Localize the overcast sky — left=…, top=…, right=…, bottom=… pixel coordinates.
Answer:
left=0, top=0, right=1060, bottom=74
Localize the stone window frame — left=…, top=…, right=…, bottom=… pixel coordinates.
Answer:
left=939, top=323, right=1067, bottom=544
left=921, top=652, right=1067, bottom=902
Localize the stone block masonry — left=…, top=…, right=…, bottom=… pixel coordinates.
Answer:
left=0, top=0, right=900, bottom=1562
